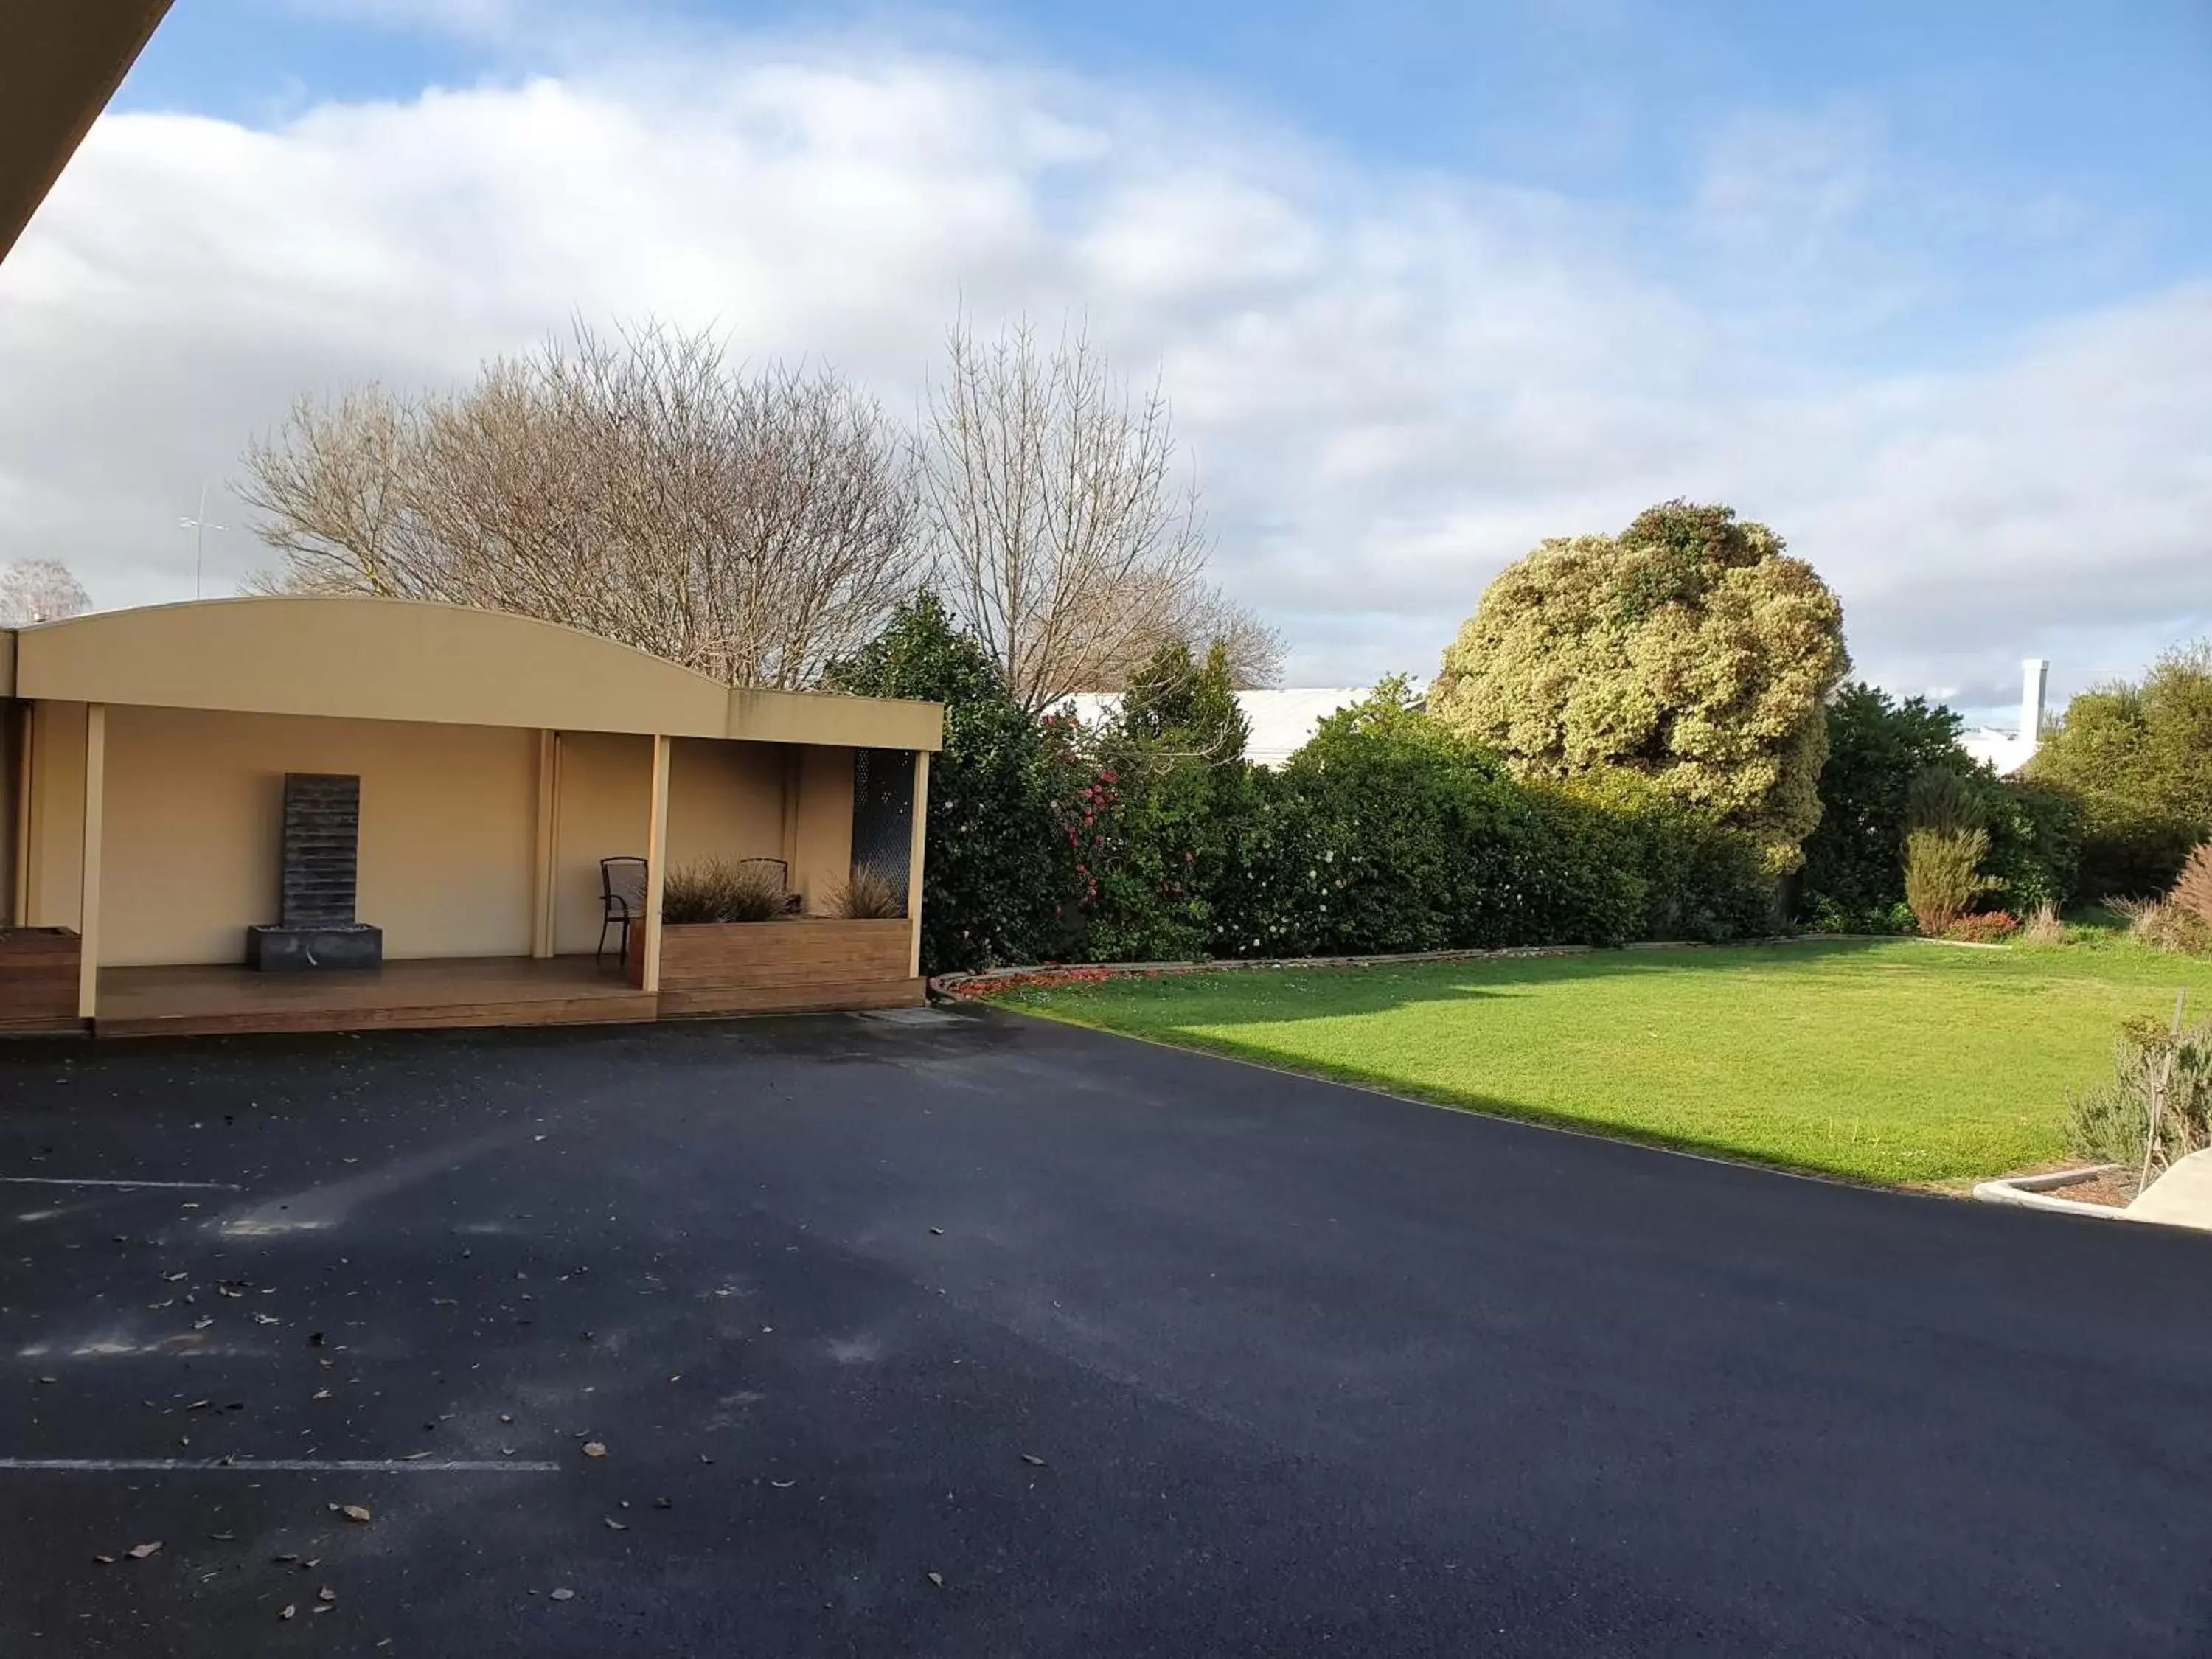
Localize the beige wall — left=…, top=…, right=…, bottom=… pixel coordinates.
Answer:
left=667, top=739, right=785, bottom=872
left=549, top=730, right=650, bottom=957
left=18, top=700, right=877, bottom=965
left=793, top=745, right=855, bottom=915
left=24, top=698, right=86, bottom=931
left=71, top=706, right=538, bottom=966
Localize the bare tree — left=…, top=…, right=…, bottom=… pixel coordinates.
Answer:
left=1163, top=580, right=1284, bottom=690
left=0, top=559, right=91, bottom=626
left=921, top=316, right=1277, bottom=709
left=243, top=321, right=923, bottom=689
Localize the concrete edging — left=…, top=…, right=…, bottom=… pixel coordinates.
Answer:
left=1972, top=1165, right=2129, bottom=1222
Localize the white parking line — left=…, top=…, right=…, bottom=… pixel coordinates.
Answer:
left=0, top=1458, right=559, bottom=1473
left=0, top=1177, right=243, bottom=1190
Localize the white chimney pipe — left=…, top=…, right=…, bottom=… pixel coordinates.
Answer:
left=2019, top=658, right=2048, bottom=753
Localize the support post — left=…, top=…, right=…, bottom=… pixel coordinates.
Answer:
left=76, top=703, right=105, bottom=1020
left=905, top=749, right=930, bottom=981
left=779, top=748, right=801, bottom=878
left=642, top=734, right=671, bottom=995
left=13, top=700, right=34, bottom=925
left=530, top=730, right=560, bottom=958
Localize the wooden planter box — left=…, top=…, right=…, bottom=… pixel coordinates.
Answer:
left=641, top=918, right=919, bottom=1017
left=0, top=928, right=83, bottom=1032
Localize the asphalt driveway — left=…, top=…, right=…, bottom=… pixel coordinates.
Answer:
left=4, top=1006, right=2211, bottom=1656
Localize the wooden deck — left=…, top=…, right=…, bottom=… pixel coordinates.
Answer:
left=94, top=956, right=656, bottom=1039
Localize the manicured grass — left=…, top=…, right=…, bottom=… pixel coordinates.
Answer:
left=992, top=940, right=2212, bottom=1188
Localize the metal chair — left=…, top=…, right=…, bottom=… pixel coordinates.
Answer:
left=734, top=857, right=801, bottom=914
left=597, top=856, right=648, bottom=967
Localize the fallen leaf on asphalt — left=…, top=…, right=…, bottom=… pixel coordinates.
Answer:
left=770, top=1480, right=795, bottom=1489
left=549, top=1587, right=575, bottom=1602
left=192, top=1317, right=214, bottom=1330
left=279, top=1604, right=297, bottom=1621
left=402, top=1451, right=433, bottom=1461
left=37, top=1375, right=56, bottom=1385
left=313, top=1389, right=331, bottom=1401
left=209, top=1531, right=237, bottom=1543
left=251, top=1313, right=281, bottom=1326
left=1020, top=1454, right=1046, bottom=1467
left=498, top=1413, right=514, bottom=1424
left=582, top=1442, right=607, bottom=1459
left=653, top=1497, right=672, bottom=1510
left=164, top=1271, right=189, bottom=1282
left=339, top=1505, right=372, bottom=1523
left=93, top=1554, right=116, bottom=1565
left=926, top=1572, right=945, bottom=1588
left=929, top=1227, right=945, bottom=1236
left=125, top=1543, right=162, bottom=1559
left=603, top=1518, right=627, bottom=1531
left=318, top=1587, right=336, bottom=1602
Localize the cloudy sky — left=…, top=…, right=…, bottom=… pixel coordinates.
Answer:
left=3, top=0, right=2207, bottom=725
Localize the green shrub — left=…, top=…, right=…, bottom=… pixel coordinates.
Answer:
left=1198, top=686, right=1775, bottom=960
left=2065, top=1012, right=2212, bottom=1175
left=1904, top=827, right=1992, bottom=936
left=1980, top=779, right=2081, bottom=917
left=828, top=594, right=1081, bottom=974
left=1073, top=641, right=1252, bottom=962
left=2070, top=790, right=2205, bottom=900
left=1798, top=686, right=1967, bottom=928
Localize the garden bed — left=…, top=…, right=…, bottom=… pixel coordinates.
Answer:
left=0, top=926, right=82, bottom=1032
left=643, top=917, right=920, bottom=1015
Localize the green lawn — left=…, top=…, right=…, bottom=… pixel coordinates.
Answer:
left=990, top=940, right=2212, bottom=1188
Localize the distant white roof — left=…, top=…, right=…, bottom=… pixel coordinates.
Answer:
left=1962, top=728, right=2037, bottom=776
left=1062, top=688, right=1373, bottom=768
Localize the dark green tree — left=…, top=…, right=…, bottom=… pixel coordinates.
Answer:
left=1077, top=639, right=1253, bottom=961
left=1119, top=639, right=1251, bottom=763
left=1797, top=685, right=1967, bottom=929
left=827, top=594, right=1078, bottom=974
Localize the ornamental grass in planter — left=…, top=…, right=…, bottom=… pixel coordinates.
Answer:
left=824, top=864, right=905, bottom=920
left=661, top=858, right=791, bottom=923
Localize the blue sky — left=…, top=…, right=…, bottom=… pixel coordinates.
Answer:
left=4, top=0, right=2205, bottom=718
left=108, top=1, right=2211, bottom=370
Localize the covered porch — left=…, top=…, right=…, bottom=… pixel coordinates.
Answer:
left=0, top=597, right=942, bottom=1038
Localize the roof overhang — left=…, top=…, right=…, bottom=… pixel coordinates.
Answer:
left=0, top=1, right=173, bottom=266
left=1, top=597, right=942, bottom=751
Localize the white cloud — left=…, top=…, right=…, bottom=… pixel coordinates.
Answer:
left=0, top=34, right=2205, bottom=719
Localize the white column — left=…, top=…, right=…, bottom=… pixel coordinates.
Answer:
left=2019, top=659, right=2049, bottom=753
left=76, top=703, right=105, bottom=1020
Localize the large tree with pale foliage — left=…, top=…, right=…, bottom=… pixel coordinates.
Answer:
left=1428, top=501, right=1847, bottom=872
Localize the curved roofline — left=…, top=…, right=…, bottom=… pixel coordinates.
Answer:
left=4, top=595, right=940, bottom=751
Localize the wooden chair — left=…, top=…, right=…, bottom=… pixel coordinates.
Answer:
left=597, top=856, right=648, bottom=967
